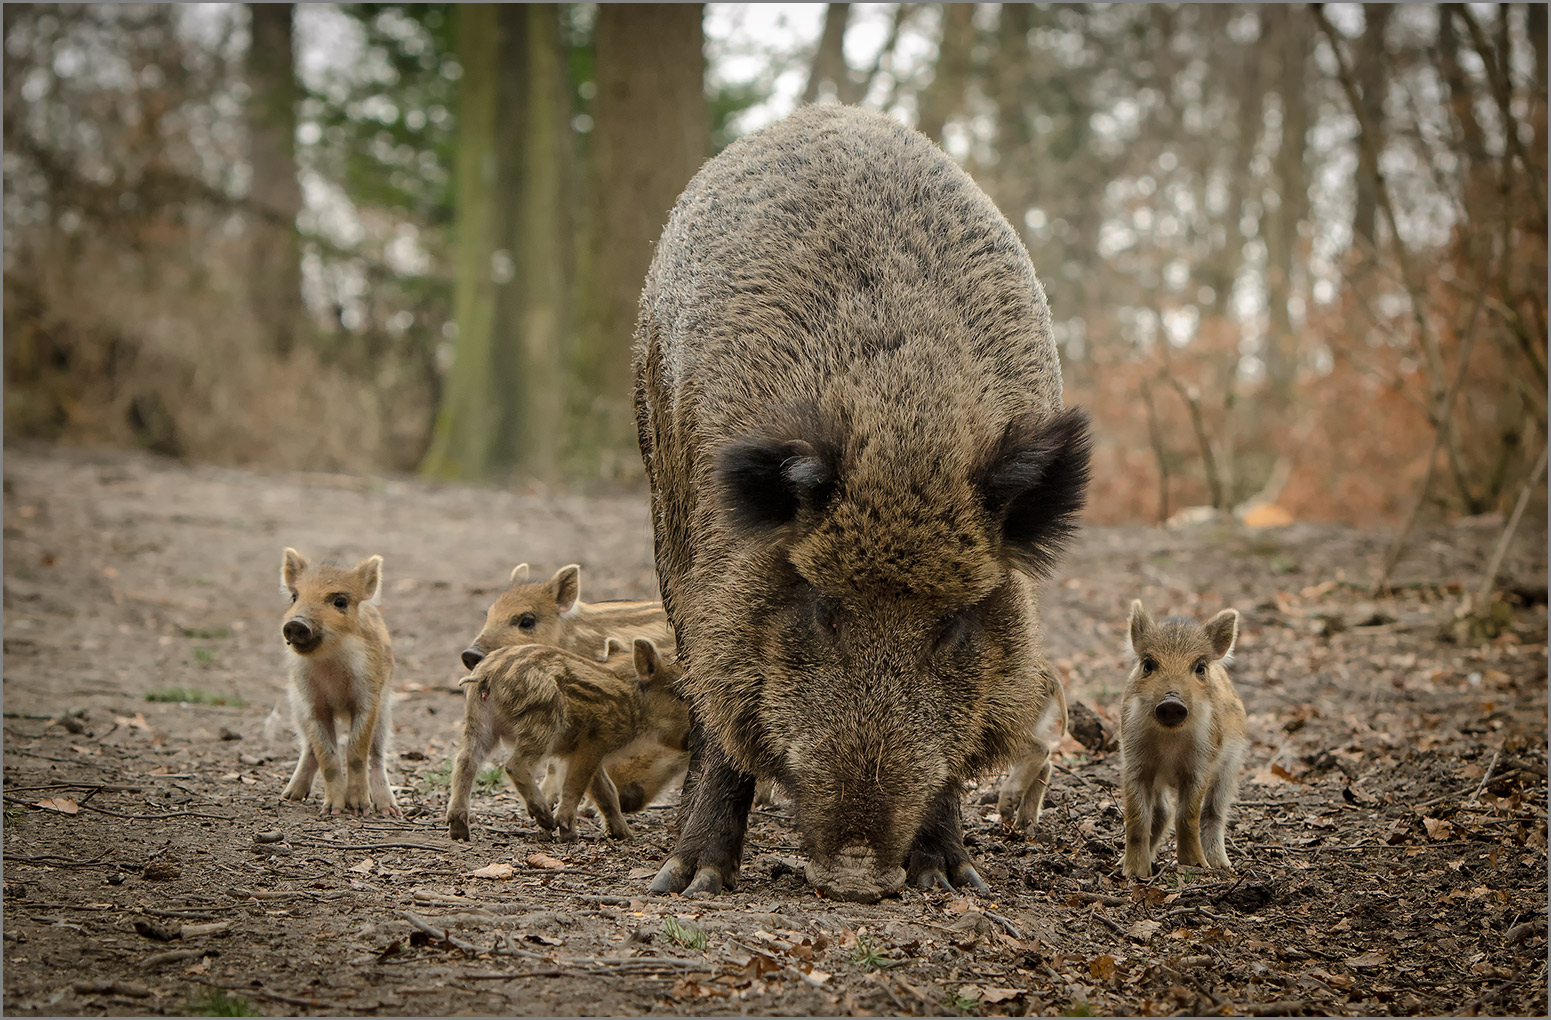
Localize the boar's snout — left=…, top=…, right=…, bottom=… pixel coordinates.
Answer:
left=805, top=847, right=906, bottom=904
left=282, top=619, right=319, bottom=654
left=1154, top=692, right=1188, bottom=727
left=461, top=646, right=486, bottom=671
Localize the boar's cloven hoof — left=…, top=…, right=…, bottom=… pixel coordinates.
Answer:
left=648, top=856, right=693, bottom=895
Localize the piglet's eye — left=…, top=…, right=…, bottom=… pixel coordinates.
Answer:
left=1141, top=657, right=1157, bottom=675
left=332, top=595, right=349, bottom=611
left=517, top=613, right=537, bottom=630
left=1194, top=661, right=1207, bottom=677
left=289, top=590, right=298, bottom=604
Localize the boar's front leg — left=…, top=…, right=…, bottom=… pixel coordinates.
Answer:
left=907, top=783, right=989, bottom=893
left=648, top=733, right=755, bottom=896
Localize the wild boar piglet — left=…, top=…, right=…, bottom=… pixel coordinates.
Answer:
left=278, top=548, right=398, bottom=817
left=1120, top=600, right=1246, bottom=879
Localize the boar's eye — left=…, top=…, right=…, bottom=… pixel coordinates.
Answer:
left=813, top=599, right=842, bottom=639
left=934, top=613, right=973, bottom=655
left=1140, top=657, right=1157, bottom=676
left=516, top=612, right=538, bottom=630
left=331, top=594, right=349, bottom=611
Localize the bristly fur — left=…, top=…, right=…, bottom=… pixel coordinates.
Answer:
left=633, top=104, right=1090, bottom=901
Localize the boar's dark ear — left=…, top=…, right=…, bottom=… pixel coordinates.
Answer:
left=716, top=437, right=837, bottom=533
left=981, top=406, right=1092, bottom=576
left=548, top=565, right=580, bottom=614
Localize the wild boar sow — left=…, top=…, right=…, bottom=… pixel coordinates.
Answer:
left=634, top=105, right=1091, bottom=902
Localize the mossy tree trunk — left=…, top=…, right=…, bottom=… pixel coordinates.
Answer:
left=569, top=3, right=707, bottom=479
left=246, top=3, right=303, bottom=357
left=423, top=4, right=571, bottom=483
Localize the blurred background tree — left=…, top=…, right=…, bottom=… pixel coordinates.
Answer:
left=3, top=2, right=1545, bottom=535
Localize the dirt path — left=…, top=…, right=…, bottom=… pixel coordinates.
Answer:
left=3, top=443, right=1546, bottom=1017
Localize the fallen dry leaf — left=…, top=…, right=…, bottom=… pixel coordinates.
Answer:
left=1089, top=954, right=1117, bottom=980
left=466, top=861, right=515, bottom=879
left=349, top=857, right=376, bottom=874
left=1127, top=919, right=1162, bottom=940
left=1345, top=951, right=1387, bottom=968
left=979, top=986, right=1023, bottom=1004
left=1422, top=816, right=1454, bottom=840
left=33, top=797, right=79, bottom=814
left=525, top=852, right=566, bottom=870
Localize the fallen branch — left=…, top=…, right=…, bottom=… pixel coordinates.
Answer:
left=143, top=947, right=214, bottom=968
left=181, top=975, right=353, bottom=1011
left=981, top=909, right=1023, bottom=940
left=1476, top=436, right=1549, bottom=604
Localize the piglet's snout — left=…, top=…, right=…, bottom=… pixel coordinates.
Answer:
left=1154, top=692, right=1188, bottom=727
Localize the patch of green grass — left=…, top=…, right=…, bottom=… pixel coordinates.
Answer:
left=945, top=990, right=981, bottom=1014
left=181, top=626, right=231, bottom=640
left=190, top=576, right=217, bottom=588
left=850, top=933, right=895, bottom=972
left=4, top=806, right=25, bottom=828
left=661, top=915, right=707, bottom=951
left=184, top=988, right=257, bottom=1016
left=421, top=759, right=454, bottom=790
left=191, top=646, right=217, bottom=667
left=476, top=765, right=505, bottom=794
left=145, top=687, right=244, bottom=707
left=1268, top=554, right=1298, bottom=575
left=1060, top=999, right=1094, bottom=1017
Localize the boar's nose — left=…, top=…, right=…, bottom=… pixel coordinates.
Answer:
left=461, top=647, right=485, bottom=671
left=1154, top=692, right=1188, bottom=727
left=282, top=620, right=313, bottom=647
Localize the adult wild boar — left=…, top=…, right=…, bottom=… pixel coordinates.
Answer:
left=633, top=105, right=1091, bottom=903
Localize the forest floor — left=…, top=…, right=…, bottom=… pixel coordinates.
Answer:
left=2, top=441, right=1547, bottom=1018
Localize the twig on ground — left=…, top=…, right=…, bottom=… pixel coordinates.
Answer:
left=981, top=909, right=1023, bottom=940
left=1468, top=749, right=1503, bottom=806
left=182, top=975, right=353, bottom=1011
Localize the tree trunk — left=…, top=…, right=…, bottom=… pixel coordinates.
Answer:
left=421, top=4, right=503, bottom=480
left=915, top=2, right=975, bottom=144
left=989, top=2, right=1033, bottom=228
left=490, top=4, right=570, bottom=481
left=1351, top=3, right=1391, bottom=248
left=801, top=3, right=857, bottom=105
left=246, top=3, right=303, bottom=357
left=1263, top=4, right=1309, bottom=406
left=423, top=4, right=573, bottom=482
left=570, top=3, right=707, bottom=478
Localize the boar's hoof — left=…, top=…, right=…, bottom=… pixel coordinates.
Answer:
left=683, top=867, right=728, bottom=898
left=648, top=856, right=693, bottom=895
left=448, top=815, right=470, bottom=841
left=911, top=863, right=988, bottom=893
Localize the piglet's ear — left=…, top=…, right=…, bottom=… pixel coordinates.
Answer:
left=282, top=548, right=309, bottom=589
left=1205, top=608, right=1239, bottom=661
left=716, top=437, right=837, bottom=533
left=980, top=406, right=1091, bottom=577
left=1127, top=600, right=1153, bottom=655
left=633, top=638, right=661, bottom=686
left=354, top=555, right=383, bottom=601
left=509, top=563, right=530, bottom=584
left=548, top=564, right=580, bottom=614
